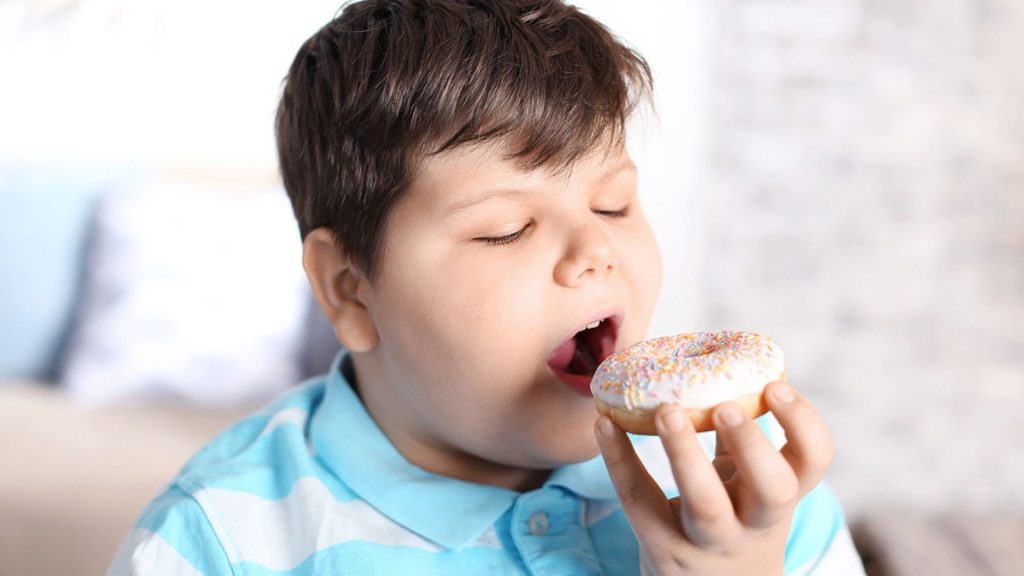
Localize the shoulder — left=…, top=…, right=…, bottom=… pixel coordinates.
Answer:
left=109, top=379, right=347, bottom=575
left=107, top=485, right=233, bottom=575
left=180, top=378, right=327, bottom=476
left=112, top=376, right=418, bottom=573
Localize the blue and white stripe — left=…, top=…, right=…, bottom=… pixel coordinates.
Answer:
left=108, top=351, right=864, bottom=575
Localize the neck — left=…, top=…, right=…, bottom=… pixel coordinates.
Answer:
left=351, top=354, right=553, bottom=493
left=398, top=435, right=554, bottom=492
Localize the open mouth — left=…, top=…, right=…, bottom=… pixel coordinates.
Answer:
left=547, top=315, right=620, bottom=396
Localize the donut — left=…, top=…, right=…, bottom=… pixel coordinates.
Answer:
left=591, top=331, right=785, bottom=434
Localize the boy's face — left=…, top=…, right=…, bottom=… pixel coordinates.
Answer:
left=353, top=140, right=662, bottom=490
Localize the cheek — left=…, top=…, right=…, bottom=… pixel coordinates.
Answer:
left=376, top=247, right=540, bottom=373
left=369, top=252, right=453, bottom=369
left=436, top=263, right=542, bottom=355
left=645, top=231, right=664, bottom=297
left=622, top=223, right=663, bottom=325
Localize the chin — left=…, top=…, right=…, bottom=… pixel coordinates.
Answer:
left=543, top=443, right=601, bottom=469
left=562, top=441, right=602, bottom=465
left=531, top=417, right=602, bottom=467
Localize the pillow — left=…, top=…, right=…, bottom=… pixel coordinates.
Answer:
left=0, top=163, right=141, bottom=382
left=60, top=184, right=310, bottom=407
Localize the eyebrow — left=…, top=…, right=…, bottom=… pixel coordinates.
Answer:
left=443, top=158, right=636, bottom=216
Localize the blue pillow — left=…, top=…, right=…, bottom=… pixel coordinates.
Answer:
left=0, top=163, right=141, bottom=381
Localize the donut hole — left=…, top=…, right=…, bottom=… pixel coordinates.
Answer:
left=685, top=343, right=718, bottom=357
left=680, top=333, right=724, bottom=358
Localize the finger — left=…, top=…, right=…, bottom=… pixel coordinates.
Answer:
left=595, top=415, right=674, bottom=544
left=713, top=401, right=799, bottom=528
left=655, top=404, right=740, bottom=547
left=764, top=381, right=835, bottom=495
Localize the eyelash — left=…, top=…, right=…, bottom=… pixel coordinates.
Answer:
left=478, top=225, right=529, bottom=246
left=594, top=207, right=630, bottom=218
left=475, top=207, right=630, bottom=246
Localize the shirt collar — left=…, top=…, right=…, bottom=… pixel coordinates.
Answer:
left=310, top=351, right=621, bottom=550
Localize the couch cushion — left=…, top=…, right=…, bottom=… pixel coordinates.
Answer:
left=59, top=184, right=310, bottom=407
left=0, top=164, right=140, bottom=381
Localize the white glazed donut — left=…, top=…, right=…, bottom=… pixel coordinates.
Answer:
left=591, top=331, right=785, bottom=434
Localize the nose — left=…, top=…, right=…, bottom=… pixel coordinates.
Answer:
left=553, top=220, right=617, bottom=287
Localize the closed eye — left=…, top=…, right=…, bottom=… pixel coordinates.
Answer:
left=593, top=207, right=630, bottom=218
left=475, top=224, right=530, bottom=246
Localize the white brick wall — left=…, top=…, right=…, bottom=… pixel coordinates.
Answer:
left=699, top=0, right=1024, bottom=516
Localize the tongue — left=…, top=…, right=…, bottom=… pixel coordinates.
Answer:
left=548, top=337, right=577, bottom=371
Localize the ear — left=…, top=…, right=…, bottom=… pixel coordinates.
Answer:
left=302, top=228, right=380, bottom=353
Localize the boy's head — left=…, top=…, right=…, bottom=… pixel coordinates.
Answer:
left=277, top=0, right=662, bottom=490
left=277, top=0, right=652, bottom=283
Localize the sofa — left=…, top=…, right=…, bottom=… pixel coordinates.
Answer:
left=0, top=165, right=342, bottom=575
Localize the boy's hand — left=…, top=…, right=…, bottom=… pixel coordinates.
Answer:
left=595, top=382, right=834, bottom=576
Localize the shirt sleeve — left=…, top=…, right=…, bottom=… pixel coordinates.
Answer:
left=106, top=484, right=234, bottom=576
left=784, top=481, right=866, bottom=575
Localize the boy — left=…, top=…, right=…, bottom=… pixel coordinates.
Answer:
left=110, top=0, right=864, bottom=574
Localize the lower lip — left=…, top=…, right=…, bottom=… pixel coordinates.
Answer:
left=550, top=369, right=595, bottom=397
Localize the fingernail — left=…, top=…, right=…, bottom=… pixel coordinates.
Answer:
left=659, top=406, right=685, bottom=432
left=773, top=383, right=796, bottom=403
left=718, top=405, right=743, bottom=427
left=597, top=416, right=615, bottom=438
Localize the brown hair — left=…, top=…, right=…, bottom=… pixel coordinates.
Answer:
left=276, top=0, right=652, bottom=282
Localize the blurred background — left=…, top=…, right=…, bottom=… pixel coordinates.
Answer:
left=2, top=0, right=1022, bottom=574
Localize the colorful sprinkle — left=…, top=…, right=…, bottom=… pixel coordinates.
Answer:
left=592, top=331, right=785, bottom=411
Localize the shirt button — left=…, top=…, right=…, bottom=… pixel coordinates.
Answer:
left=527, top=512, right=549, bottom=536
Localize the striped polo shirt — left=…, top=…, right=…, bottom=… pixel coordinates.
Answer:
left=108, top=351, right=865, bottom=575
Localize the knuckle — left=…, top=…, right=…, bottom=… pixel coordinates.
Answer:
left=763, top=474, right=800, bottom=509
left=668, top=552, right=695, bottom=572
left=599, top=438, right=632, bottom=470
left=730, top=424, right=771, bottom=460
left=806, top=427, right=836, bottom=472
left=687, top=522, right=739, bottom=552
left=686, top=497, right=726, bottom=525
left=604, top=448, right=629, bottom=470
left=647, top=549, right=693, bottom=572
left=786, top=395, right=814, bottom=420
left=618, top=479, right=645, bottom=508
left=722, top=421, right=759, bottom=450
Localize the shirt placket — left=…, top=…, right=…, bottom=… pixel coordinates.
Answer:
left=509, top=487, right=604, bottom=576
